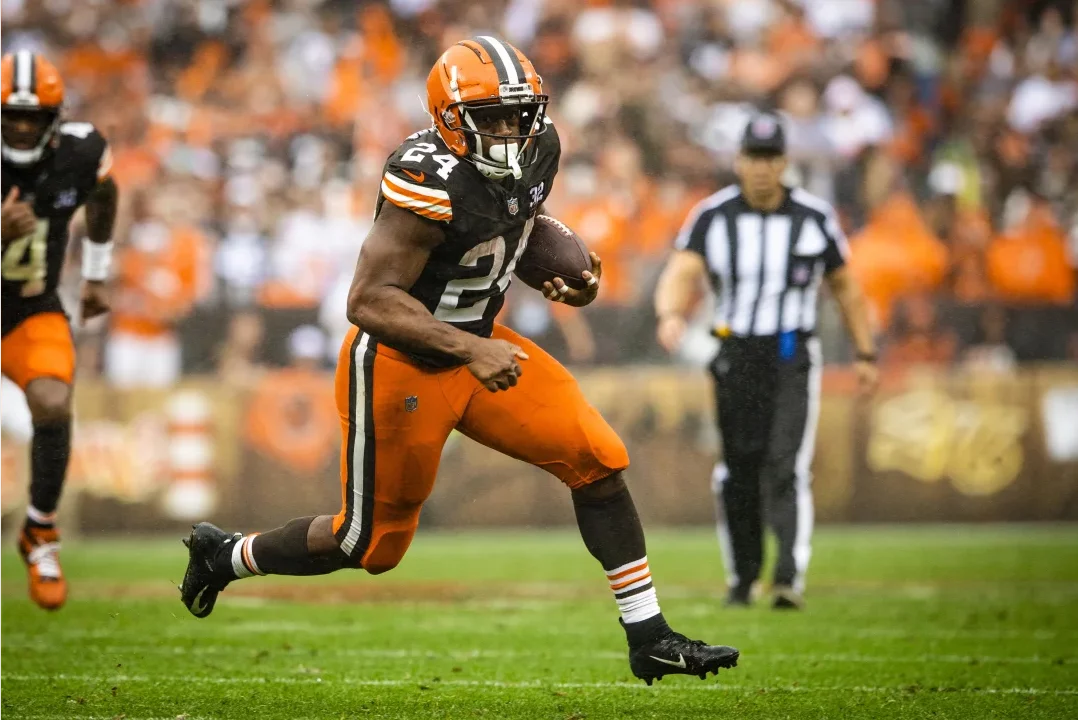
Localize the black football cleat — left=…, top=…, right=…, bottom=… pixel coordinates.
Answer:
left=629, top=630, right=739, bottom=685
left=179, top=522, right=236, bottom=618
left=723, top=585, right=752, bottom=608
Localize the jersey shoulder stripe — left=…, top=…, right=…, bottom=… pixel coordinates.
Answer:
left=380, top=131, right=459, bottom=223
left=383, top=171, right=450, bottom=201
left=381, top=174, right=452, bottom=222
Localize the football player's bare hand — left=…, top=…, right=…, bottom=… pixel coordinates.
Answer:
left=2, top=187, right=37, bottom=239
left=80, top=280, right=111, bottom=322
left=657, top=315, right=688, bottom=354
left=467, top=338, right=529, bottom=392
left=542, top=253, right=602, bottom=307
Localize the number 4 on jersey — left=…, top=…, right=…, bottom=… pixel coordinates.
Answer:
left=1, top=219, right=50, bottom=297
left=435, top=219, right=535, bottom=323
left=430, top=154, right=458, bottom=180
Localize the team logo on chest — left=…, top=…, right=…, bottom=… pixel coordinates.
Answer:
left=791, top=261, right=812, bottom=286
left=54, top=189, right=78, bottom=209
left=507, top=196, right=519, bottom=216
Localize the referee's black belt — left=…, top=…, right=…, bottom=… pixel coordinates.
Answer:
left=711, top=327, right=816, bottom=341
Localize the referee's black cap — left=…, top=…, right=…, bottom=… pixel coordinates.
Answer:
left=740, top=112, right=786, bottom=156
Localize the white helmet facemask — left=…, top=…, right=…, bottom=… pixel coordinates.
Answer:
left=473, top=131, right=522, bottom=180
left=456, top=80, right=546, bottom=181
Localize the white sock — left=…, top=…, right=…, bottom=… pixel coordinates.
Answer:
left=230, top=534, right=263, bottom=579
left=26, top=505, right=57, bottom=526
left=606, top=556, right=662, bottom=624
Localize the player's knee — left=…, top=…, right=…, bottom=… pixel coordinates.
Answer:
left=363, top=557, right=401, bottom=575
left=25, top=379, right=72, bottom=424
left=572, top=471, right=627, bottom=503
left=764, top=470, right=798, bottom=501
left=360, top=529, right=413, bottom=575
left=559, top=419, right=630, bottom=491
left=363, top=549, right=404, bottom=575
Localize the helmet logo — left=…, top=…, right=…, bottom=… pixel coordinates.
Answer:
left=751, top=116, right=778, bottom=138
left=442, top=109, right=456, bottom=127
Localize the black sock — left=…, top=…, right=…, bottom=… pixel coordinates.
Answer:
left=572, top=477, right=671, bottom=646
left=28, top=420, right=71, bottom=523
left=216, top=516, right=348, bottom=578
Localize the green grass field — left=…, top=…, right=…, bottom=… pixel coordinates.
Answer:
left=3, top=526, right=1077, bottom=719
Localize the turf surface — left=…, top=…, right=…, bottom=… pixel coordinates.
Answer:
left=3, top=526, right=1077, bottom=719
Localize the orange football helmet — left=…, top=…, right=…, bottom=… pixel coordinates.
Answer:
left=1, top=51, right=65, bottom=166
left=427, top=37, right=548, bottom=180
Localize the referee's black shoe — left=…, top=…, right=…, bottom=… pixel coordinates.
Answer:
left=772, top=585, right=805, bottom=610
left=629, top=630, right=740, bottom=685
left=724, top=584, right=752, bottom=607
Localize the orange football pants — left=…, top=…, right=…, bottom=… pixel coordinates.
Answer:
left=331, top=323, right=629, bottom=573
left=1, top=312, right=76, bottom=389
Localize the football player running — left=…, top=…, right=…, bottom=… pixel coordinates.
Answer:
left=180, top=37, right=738, bottom=684
left=1, top=52, right=118, bottom=610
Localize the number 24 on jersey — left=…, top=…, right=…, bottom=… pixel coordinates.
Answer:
left=401, top=143, right=458, bottom=180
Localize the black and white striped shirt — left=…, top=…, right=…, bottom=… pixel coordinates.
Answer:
left=674, top=185, right=849, bottom=337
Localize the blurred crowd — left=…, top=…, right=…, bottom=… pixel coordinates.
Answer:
left=2, top=0, right=1076, bottom=386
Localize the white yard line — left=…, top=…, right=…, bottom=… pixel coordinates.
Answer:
left=8, top=624, right=1072, bottom=642
left=4, top=674, right=1077, bottom=696
left=10, top=715, right=340, bottom=720
left=15, top=717, right=205, bottom=720
left=3, top=643, right=1073, bottom=666
left=14, top=717, right=213, bottom=720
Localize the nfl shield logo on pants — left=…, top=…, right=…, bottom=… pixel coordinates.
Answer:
left=404, top=396, right=418, bottom=413
left=507, top=196, right=519, bottom=216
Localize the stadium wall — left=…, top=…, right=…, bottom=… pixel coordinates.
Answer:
left=2, top=366, right=1076, bottom=533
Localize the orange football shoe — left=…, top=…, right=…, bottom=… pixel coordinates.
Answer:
left=18, top=526, right=68, bottom=610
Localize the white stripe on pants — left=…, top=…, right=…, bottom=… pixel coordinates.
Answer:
left=711, top=462, right=739, bottom=589
left=791, top=337, right=822, bottom=593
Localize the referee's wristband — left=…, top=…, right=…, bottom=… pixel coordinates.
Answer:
left=856, top=352, right=878, bottom=363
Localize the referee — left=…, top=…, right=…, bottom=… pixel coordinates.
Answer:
left=654, top=112, right=878, bottom=609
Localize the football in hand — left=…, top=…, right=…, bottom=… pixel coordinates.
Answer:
left=514, top=215, right=593, bottom=291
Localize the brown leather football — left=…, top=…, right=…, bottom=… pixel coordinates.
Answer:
left=514, top=215, right=593, bottom=291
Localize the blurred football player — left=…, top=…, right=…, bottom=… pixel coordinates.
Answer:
left=1, top=52, right=118, bottom=610
left=181, top=37, right=738, bottom=684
